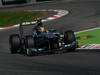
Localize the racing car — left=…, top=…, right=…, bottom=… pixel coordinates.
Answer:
left=9, top=19, right=78, bottom=56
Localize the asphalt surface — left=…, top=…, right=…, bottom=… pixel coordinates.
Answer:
left=0, top=0, right=100, bottom=75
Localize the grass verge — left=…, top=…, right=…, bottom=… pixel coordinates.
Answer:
left=76, top=28, right=100, bottom=45
left=0, top=11, right=55, bottom=27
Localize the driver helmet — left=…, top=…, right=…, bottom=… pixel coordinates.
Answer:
left=37, top=25, right=45, bottom=32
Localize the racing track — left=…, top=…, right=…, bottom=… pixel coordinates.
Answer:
left=0, top=0, right=100, bottom=75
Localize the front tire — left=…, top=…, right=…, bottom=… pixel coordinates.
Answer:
left=64, top=30, right=77, bottom=51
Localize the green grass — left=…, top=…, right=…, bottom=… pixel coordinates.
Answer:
left=76, top=28, right=100, bottom=45
left=0, top=11, right=46, bottom=26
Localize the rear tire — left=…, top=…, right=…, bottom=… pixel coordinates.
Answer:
left=25, top=35, right=35, bottom=56
left=64, top=30, right=77, bottom=51
left=9, top=34, right=20, bottom=54
left=49, top=37, right=59, bottom=53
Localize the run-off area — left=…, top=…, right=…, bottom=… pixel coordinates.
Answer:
left=76, top=28, right=100, bottom=49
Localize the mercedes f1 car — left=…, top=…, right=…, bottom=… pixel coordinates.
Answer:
left=9, top=19, right=78, bottom=56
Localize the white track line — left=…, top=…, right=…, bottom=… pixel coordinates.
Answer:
left=75, top=27, right=100, bottom=34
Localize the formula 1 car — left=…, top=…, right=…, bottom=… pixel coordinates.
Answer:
left=9, top=19, right=78, bottom=56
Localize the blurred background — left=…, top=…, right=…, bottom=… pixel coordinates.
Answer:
left=0, top=0, right=54, bottom=6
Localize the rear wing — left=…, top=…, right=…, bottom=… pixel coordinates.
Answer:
left=19, top=21, right=37, bottom=39
left=19, top=19, right=43, bottom=38
left=19, top=18, right=44, bottom=32
left=19, top=18, right=43, bottom=27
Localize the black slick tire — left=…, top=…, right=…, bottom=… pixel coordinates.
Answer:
left=64, top=30, right=77, bottom=51
left=9, top=34, right=20, bottom=54
left=25, top=35, right=35, bottom=56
